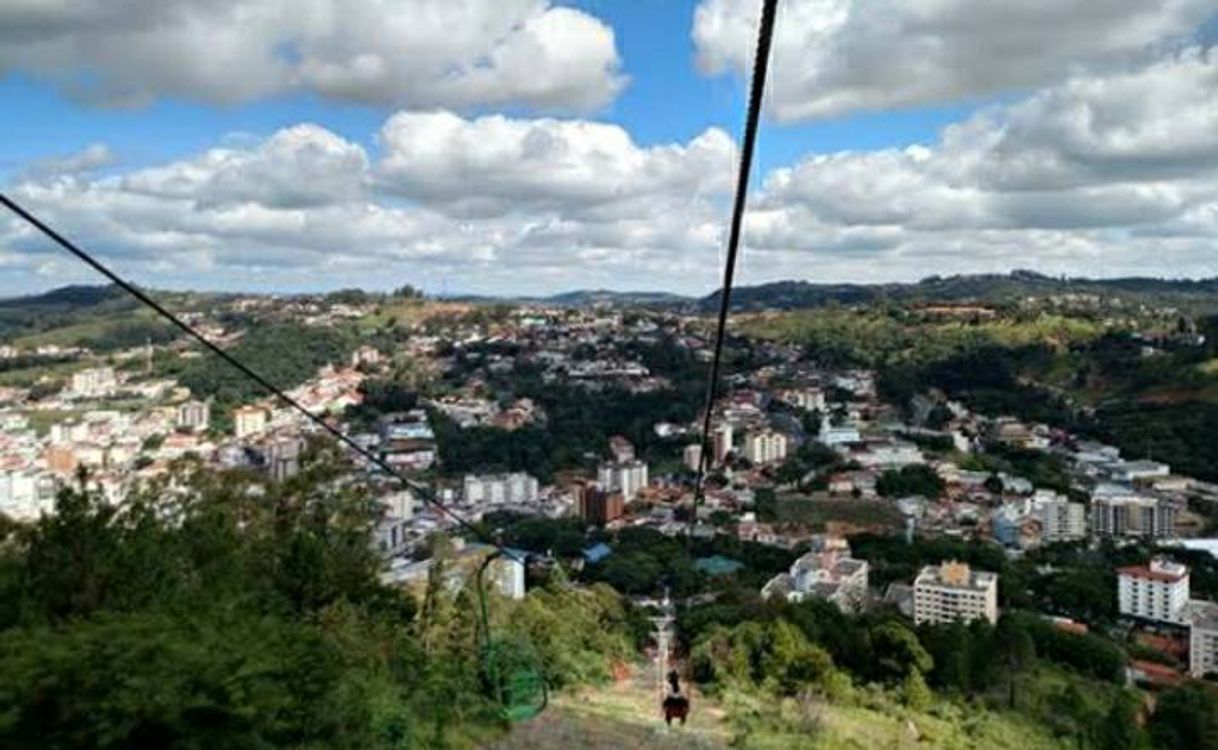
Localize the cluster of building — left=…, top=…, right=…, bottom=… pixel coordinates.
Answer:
left=1116, top=557, right=1218, bottom=679
left=0, top=344, right=370, bottom=520
left=7, top=297, right=1218, bottom=657
left=762, top=537, right=999, bottom=629
left=426, top=395, right=542, bottom=431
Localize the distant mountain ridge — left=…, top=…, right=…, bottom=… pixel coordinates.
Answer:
left=0, top=284, right=130, bottom=310
left=11, top=271, right=1218, bottom=315
left=697, top=271, right=1218, bottom=313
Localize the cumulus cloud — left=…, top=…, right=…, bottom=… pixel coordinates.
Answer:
left=5, top=48, right=1218, bottom=296
left=375, top=111, right=736, bottom=218
left=739, top=48, right=1218, bottom=283
left=754, top=49, right=1218, bottom=230
left=0, top=0, right=624, bottom=111
left=0, top=113, right=735, bottom=294
left=693, top=0, right=1214, bottom=120
left=119, top=125, right=370, bottom=209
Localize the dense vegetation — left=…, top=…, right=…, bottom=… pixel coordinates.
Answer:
left=706, top=271, right=1218, bottom=314
left=168, top=324, right=354, bottom=417
left=428, top=337, right=710, bottom=480
left=0, top=285, right=137, bottom=342
left=876, top=464, right=946, bottom=498
left=745, top=304, right=1218, bottom=481
left=0, top=459, right=632, bottom=749
left=682, top=589, right=1218, bottom=750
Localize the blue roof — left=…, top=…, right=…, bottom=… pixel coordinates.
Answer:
left=583, top=543, right=613, bottom=563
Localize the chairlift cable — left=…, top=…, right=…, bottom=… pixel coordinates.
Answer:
left=690, top=0, right=779, bottom=538
left=0, top=193, right=520, bottom=563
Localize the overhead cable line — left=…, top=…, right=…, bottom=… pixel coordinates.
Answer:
left=0, top=193, right=520, bottom=562
left=690, top=0, right=779, bottom=537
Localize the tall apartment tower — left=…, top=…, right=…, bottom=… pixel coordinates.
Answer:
left=913, top=561, right=999, bottom=626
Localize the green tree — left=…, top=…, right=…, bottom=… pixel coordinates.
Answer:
left=899, top=668, right=933, bottom=710
left=1095, top=690, right=1146, bottom=750
left=0, top=459, right=632, bottom=748
left=1150, top=682, right=1218, bottom=750
left=993, top=615, right=1035, bottom=708
left=869, top=621, right=932, bottom=683
left=876, top=465, right=946, bottom=499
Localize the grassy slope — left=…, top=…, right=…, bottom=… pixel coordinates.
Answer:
left=487, top=672, right=731, bottom=750
left=811, top=702, right=1069, bottom=750
left=489, top=672, right=1072, bottom=750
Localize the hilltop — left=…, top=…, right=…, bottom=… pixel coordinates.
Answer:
left=698, top=271, right=1218, bottom=314
left=12, top=272, right=1218, bottom=320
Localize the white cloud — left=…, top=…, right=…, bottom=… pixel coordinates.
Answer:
left=0, top=0, right=624, bottom=111
left=5, top=48, right=1218, bottom=296
left=375, top=111, right=736, bottom=217
left=18, top=144, right=114, bottom=180
left=0, top=112, right=735, bottom=294
left=120, top=125, right=369, bottom=209
left=693, top=0, right=1214, bottom=120
left=740, top=48, right=1218, bottom=283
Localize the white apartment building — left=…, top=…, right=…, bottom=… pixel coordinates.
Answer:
left=373, top=491, right=415, bottom=558
left=1187, top=600, right=1218, bottom=678
left=263, top=436, right=305, bottom=481
left=762, top=540, right=869, bottom=613
left=233, top=406, right=268, bottom=439
left=684, top=443, right=703, bottom=472
left=69, top=367, right=117, bottom=398
left=380, top=491, right=414, bottom=520
left=913, top=561, right=999, bottom=625
left=463, top=472, right=540, bottom=506
left=1030, top=491, right=1087, bottom=543
left=1117, top=557, right=1190, bottom=624
left=743, top=430, right=788, bottom=465
left=176, top=400, right=211, bottom=432
left=374, top=516, right=412, bottom=558
left=0, top=469, right=56, bottom=520
left=597, top=459, right=649, bottom=501
left=1091, top=487, right=1176, bottom=539
left=780, top=387, right=826, bottom=412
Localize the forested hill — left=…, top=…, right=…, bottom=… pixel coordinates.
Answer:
left=0, top=284, right=131, bottom=310
left=697, top=271, right=1218, bottom=313
left=0, top=284, right=138, bottom=341
left=0, top=284, right=223, bottom=344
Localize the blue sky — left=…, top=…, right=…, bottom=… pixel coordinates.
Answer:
left=0, top=1, right=968, bottom=178
left=1, top=0, right=1216, bottom=296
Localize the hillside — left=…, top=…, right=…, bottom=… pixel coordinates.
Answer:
left=0, top=284, right=222, bottom=347
left=699, top=271, right=1218, bottom=313
left=0, top=284, right=136, bottom=342
left=491, top=673, right=1075, bottom=750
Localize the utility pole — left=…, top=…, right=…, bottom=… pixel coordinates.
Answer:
left=649, top=587, right=675, bottom=707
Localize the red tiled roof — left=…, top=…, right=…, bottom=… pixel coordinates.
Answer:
left=1118, top=565, right=1186, bottom=583
left=1129, top=660, right=1184, bottom=686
